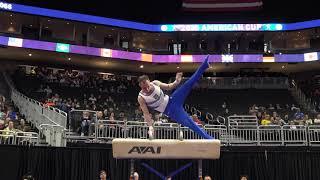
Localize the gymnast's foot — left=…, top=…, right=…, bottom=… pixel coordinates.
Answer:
left=204, top=55, right=211, bottom=69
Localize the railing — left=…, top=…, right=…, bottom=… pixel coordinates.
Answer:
left=290, top=79, right=315, bottom=111
left=3, top=72, right=67, bottom=146
left=0, top=130, right=39, bottom=146
left=229, top=125, right=258, bottom=146
left=228, top=115, right=258, bottom=127
left=308, top=125, right=320, bottom=146
left=65, top=119, right=320, bottom=147
left=258, top=125, right=283, bottom=146
left=39, top=124, right=66, bottom=147
left=198, top=77, right=289, bottom=89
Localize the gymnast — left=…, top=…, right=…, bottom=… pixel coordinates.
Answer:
left=137, top=55, right=213, bottom=139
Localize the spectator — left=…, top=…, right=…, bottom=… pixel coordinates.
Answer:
left=240, top=175, right=248, bottom=180
left=283, top=114, right=290, bottom=123
left=291, top=104, right=299, bottom=111
left=80, top=111, right=91, bottom=136
left=3, top=120, right=16, bottom=135
left=261, top=115, right=271, bottom=125
left=109, top=112, right=115, bottom=121
left=192, top=114, right=202, bottom=125
left=89, top=94, right=97, bottom=104
left=272, top=112, right=278, bottom=119
left=204, top=176, right=212, bottom=180
left=276, top=104, right=282, bottom=110
left=289, top=120, right=297, bottom=129
left=314, top=114, right=320, bottom=124
left=154, top=114, right=162, bottom=123
left=304, top=114, right=313, bottom=125
left=133, top=172, right=139, bottom=180
left=6, top=107, right=18, bottom=121
left=99, top=170, right=109, bottom=180
left=294, top=109, right=304, bottom=121
left=0, top=119, right=5, bottom=130
left=268, top=104, right=275, bottom=110
left=52, top=94, right=60, bottom=104
left=103, top=109, right=109, bottom=119
left=97, top=111, right=104, bottom=120
left=44, top=85, right=52, bottom=96
left=0, top=95, right=5, bottom=109
left=22, top=173, right=35, bottom=180
left=18, top=119, right=28, bottom=132
left=256, top=111, right=263, bottom=124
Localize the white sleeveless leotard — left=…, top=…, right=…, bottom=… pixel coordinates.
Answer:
left=139, top=82, right=169, bottom=113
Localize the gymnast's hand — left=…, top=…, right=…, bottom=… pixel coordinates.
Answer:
left=175, top=72, right=183, bottom=84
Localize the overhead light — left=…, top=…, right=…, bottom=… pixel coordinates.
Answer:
left=139, top=49, right=142, bottom=52
left=28, top=53, right=32, bottom=56
left=282, top=65, right=285, bottom=69
left=10, top=14, right=13, bottom=17
left=10, top=22, right=13, bottom=25
left=177, top=66, right=180, bottom=69
left=67, top=22, right=69, bottom=25
left=140, top=65, right=144, bottom=69
left=268, top=50, right=271, bottom=53
left=279, top=52, right=282, bottom=55
left=47, top=19, right=50, bottom=22
left=68, top=57, right=71, bottom=61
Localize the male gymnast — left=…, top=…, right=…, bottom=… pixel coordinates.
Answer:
left=137, top=55, right=213, bottom=139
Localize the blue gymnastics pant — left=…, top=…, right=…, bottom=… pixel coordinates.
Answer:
left=163, top=56, right=213, bottom=139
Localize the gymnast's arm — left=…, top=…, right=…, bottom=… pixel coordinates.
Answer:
left=137, top=95, right=153, bottom=126
left=153, top=72, right=183, bottom=91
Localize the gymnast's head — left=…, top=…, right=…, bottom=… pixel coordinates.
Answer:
left=138, top=75, right=151, bottom=91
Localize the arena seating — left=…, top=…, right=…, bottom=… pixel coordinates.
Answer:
left=10, top=65, right=319, bottom=143
left=0, top=73, right=38, bottom=145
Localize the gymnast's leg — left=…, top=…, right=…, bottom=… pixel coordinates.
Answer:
left=171, top=55, right=210, bottom=105
left=172, top=107, right=213, bottom=139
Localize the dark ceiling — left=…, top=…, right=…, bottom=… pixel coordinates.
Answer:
left=6, top=0, right=320, bottom=24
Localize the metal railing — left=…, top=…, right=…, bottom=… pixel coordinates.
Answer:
left=308, top=125, right=320, bottom=146
left=0, top=130, right=39, bottom=145
left=200, top=77, right=289, bottom=89
left=258, top=125, right=283, bottom=146
left=228, top=115, right=258, bottom=127
left=3, top=72, right=67, bottom=147
left=65, top=119, right=320, bottom=147
left=290, top=79, right=315, bottom=111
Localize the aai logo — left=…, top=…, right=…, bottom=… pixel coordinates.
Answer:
left=128, top=146, right=161, bottom=154
left=0, top=2, right=12, bottom=10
